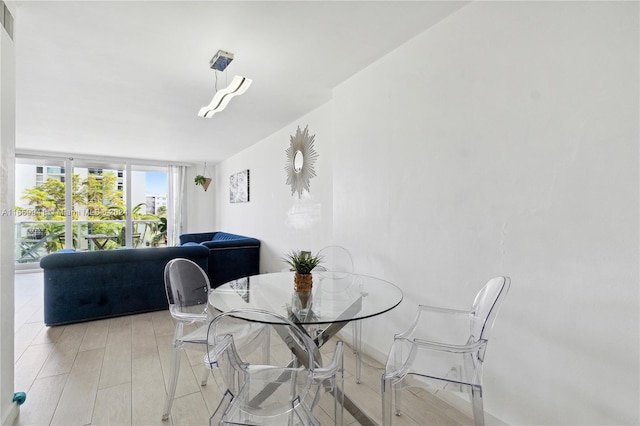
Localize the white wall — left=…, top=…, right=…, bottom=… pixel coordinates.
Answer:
left=184, top=164, right=216, bottom=235
left=213, top=2, right=638, bottom=424
left=0, top=2, right=17, bottom=424
left=212, top=102, right=334, bottom=272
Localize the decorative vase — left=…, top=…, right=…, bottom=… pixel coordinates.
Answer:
left=295, top=290, right=312, bottom=310
left=294, top=272, right=313, bottom=292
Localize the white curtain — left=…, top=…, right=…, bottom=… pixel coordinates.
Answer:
left=167, top=165, right=186, bottom=246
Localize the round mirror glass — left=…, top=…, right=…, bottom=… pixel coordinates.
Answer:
left=293, top=150, right=304, bottom=173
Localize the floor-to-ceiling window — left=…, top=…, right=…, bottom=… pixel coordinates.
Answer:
left=15, top=154, right=170, bottom=265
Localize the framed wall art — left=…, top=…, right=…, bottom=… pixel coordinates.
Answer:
left=230, top=169, right=250, bottom=203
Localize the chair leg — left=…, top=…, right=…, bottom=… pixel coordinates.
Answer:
left=394, top=380, right=402, bottom=416
left=210, top=389, right=234, bottom=426
left=295, top=401, right=320, bottom=426
left=335, top=368, right=344, bottom=426
left=381, top=375, right=394, bottom=425
left=200, top=362, right=210, bottom=386
left=390, top=347, right=403, bottom=416
left=162, top=347, right=182, bottom=420
left=471, top=386, right=485, bottom=426
left=352, top=320, right=362, bottom=383
left=262, top=327, right=271, bottom=364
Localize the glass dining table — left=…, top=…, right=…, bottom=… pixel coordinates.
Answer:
left=208, top=270, right=404, bottom=425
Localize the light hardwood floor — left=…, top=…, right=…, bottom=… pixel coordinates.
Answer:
left=13, top=271, right=473, bottom=426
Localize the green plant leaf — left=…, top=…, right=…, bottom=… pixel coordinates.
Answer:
left=282, top=249, right=323, bottom=274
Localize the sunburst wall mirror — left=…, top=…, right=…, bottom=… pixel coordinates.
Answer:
left=285, top=125, right=318, bottom=197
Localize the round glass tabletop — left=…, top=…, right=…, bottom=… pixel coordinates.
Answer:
left=209, top=271, right=403, bottom=325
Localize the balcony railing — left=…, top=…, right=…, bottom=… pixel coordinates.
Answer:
left=15, top=219, right=166, bottom=264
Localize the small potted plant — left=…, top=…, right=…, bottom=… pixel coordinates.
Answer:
left=194, top=174, right=212, bottom=191
left=283, top=250, right=323, bottom=292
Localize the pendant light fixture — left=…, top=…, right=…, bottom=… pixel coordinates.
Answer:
left=198, top=50, right=252, bottom=118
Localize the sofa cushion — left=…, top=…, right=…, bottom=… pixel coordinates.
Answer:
left=54, top=248, right=77, bottom=254
left=179, top=232, right=217, bottom=245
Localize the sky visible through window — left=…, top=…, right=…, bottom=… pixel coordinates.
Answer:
left=145, top=172, right=167, bottom=195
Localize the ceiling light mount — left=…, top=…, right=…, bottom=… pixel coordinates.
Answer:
left=209, top=50, right=234, bottom=72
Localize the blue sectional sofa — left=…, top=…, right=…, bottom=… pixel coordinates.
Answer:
left=40, top=245, right=209, bottom=326
left=178, top=231, right=260, bottom=288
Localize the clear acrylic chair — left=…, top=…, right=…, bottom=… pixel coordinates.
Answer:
left=162, top=258, right=212, bottom=420
left=316, top=246, right=354, bottom=278
left=205, top=308, right=344, bottom=426
left=381, top=276, right=511, bottom=426
left=162, top=259, right=269, bottom=421
left=315, top=245, right=363, bottom=383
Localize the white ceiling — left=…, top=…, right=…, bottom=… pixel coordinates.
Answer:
left=15, top=1, right=467, bottom=165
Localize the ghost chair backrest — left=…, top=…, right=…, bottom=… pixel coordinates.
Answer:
left=164, top=258, right=210, bottom=316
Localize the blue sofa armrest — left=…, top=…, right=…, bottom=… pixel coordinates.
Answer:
left=200, top=237, right=261, bottom=250
left=179, top=231, right=259, bottom=247
left=178, top=231, right=260, bottom=288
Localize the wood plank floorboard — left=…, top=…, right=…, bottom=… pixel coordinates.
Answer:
left=13, top=271, right=474, bottom=425
left=99, top=317, right=132, bottom=390
left=93, top=382, right=132, bottom=426
left=50, top=348, right=103, bottom=426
